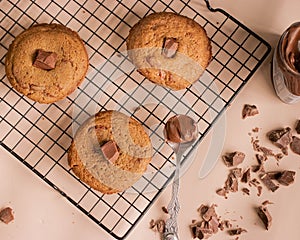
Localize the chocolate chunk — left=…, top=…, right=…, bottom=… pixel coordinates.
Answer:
left=290, top=136, right=300, bottom=155
left=231, top=168, right=242, bottom=178
left=227, top=228, right=247, bottom=235
left=162, top=37, right=178, bottom=58
left=33, top=49, right=57, bottom=70
left=241, top=168, right=251, bottom=183
left=0, top=207, right=14, bottom=224
left=222, top=151, right=245, bottom=167
left=101, top=140, right=119, bottom=163
left=242, top=104, right=259, bottom=119
left=259, top=173, right=279, bottom=192
left=225, top=173, right=239, bottom=192
left=257, top=205, right=272, bottom=230
left=277, top=170, right=296, bottom=186
left=267, top=127, right=292, bottom=153
left=295, top=120, right=300, bottom=134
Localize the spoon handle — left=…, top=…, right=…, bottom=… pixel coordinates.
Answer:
left=163, top=151, right=183, bottom=240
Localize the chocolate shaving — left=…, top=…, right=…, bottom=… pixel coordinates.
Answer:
left=162, top=206, right=168, bottom=214
left=257, top=205, right=272, bottom=230
left=241, top=187, right=250, bottom=195
left=222, top=151, right=245, bottom=167
left=290, top=136, right=300, bottom=155
left=242, top=104, right=259, bottom=119
left=227, top=228, right=247, bottom=235
left=0, top=207, right=14, bottom=224
left=33, top=49, right=57, bottom=70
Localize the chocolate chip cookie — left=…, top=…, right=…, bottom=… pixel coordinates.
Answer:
left=126, top=12, right=212, bottom=90
left=68, top=110, right=153, bottom=194
left=5, top=23, right=89, bottom=103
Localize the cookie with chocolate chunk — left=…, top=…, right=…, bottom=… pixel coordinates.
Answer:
left=5, top=23, right=89, bottom=103
left=68, top=110, right=153, bottom=194
left=126, top=12, right=212, bottom=90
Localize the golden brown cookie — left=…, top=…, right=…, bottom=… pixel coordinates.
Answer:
left=68, top=110, right=153, bottom=194
left=126, top=12, right=212, bottom=90
left=5, top=23, right=89, bottom=103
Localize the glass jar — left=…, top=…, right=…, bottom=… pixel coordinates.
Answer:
left=272, top=22, right=300, bottom=104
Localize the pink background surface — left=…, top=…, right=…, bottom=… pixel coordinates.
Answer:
left=1, top=0, right=300, bottom=239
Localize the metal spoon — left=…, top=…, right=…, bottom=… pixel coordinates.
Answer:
left=162, top=115, right=199, bottom=240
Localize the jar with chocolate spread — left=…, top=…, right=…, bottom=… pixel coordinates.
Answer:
left=272, top=22, right=300, bottom=104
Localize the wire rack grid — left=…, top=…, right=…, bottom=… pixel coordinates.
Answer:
left=0, top=0, right=271, bottom=239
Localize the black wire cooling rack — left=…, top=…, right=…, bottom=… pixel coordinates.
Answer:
left=0, top=0, right=271, bottom=239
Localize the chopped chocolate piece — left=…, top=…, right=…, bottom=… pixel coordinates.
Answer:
left=225, top=173, right=239, bottom=192
left=101, top=140, right=119, bottom=163
left=267, top=127, right=292, bottom=154
left=227, top=228, right=247, bottom=235
left=259, top=173, right=279, bottom=192
left=277, top=170, right=296, bottom=186
left=242, top=104, right=259, bottom=119
left=0, top=207, right=14, bottom=224
left=295, top=120, right=300, bottom=134
left=252, top=164, right=265, bottom=173
left=33, top=49, right=57, bottom=70
left=208, top=216, right=219, bottom=234
left=150, top=219, right=164, bottom=231
left=252, top=127, right=259, bottom=132
left=216, top=188, right=228, bottom=198
left=266, top=171, right=282, bottom=180
left=202, top=204, right=218, bottom=222
left=290, top=136, right=300, bottom=155
left=162, top=37, right=178, bottom=58
left=223, top=151, right=245, bottom=167
left=259, top=146, right=275, bottom=157
left=162, top=206, right=168, bottom=214
left=190, top=221, right=213, bottom=239
left=255, top=154, right=266, bottom=164
left=231, top=168, right=242, bottom=178
left=257, top=206, right=272, bottom=230
left=241, top=168, right=251, bottom=183
left=153, top=219, right=165, bottom=233
left=241, top=187, right=250, bottom=195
